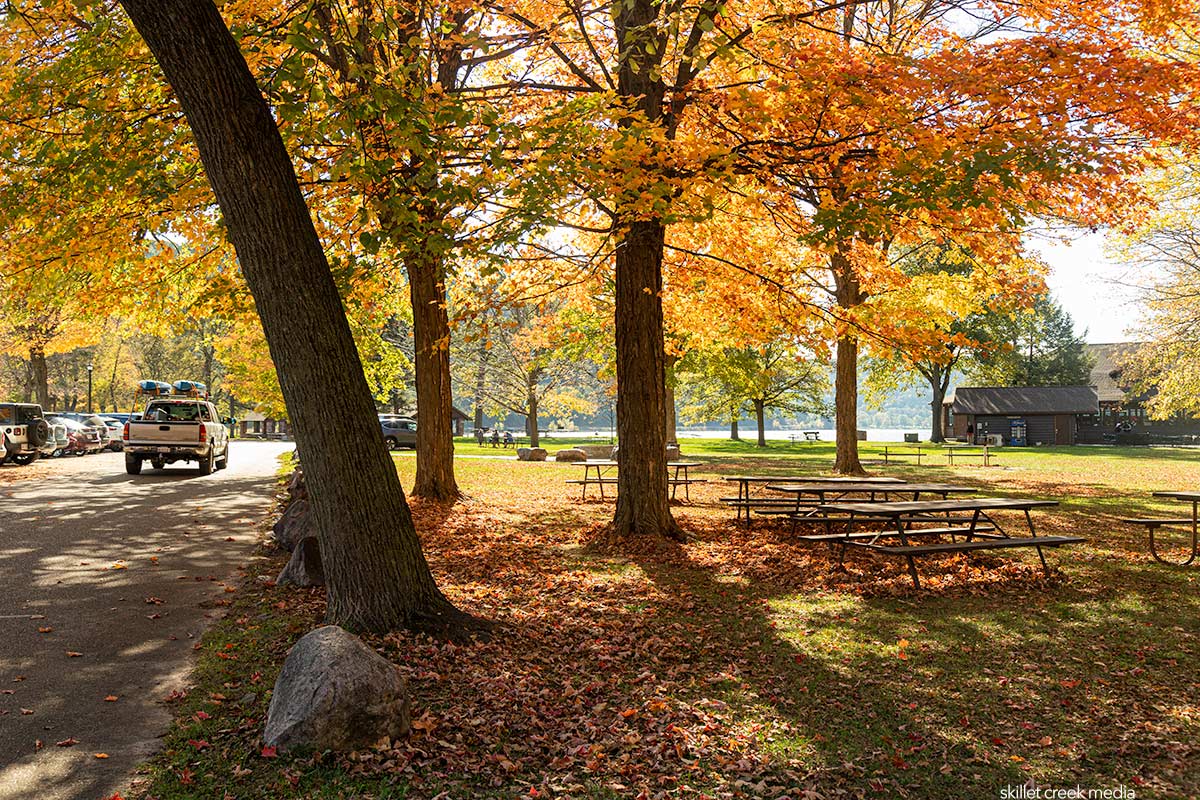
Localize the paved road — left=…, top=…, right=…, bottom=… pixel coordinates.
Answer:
left=0, top=441, right=291, bottom=800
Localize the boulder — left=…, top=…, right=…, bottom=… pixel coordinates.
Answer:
left=276, top=536, right=325, bottom=587
left=516, top=447, right=532, bottom=461
left=286, top=467, right=307, bottom=500
left=528, top=447, right=548, bottom=462
left=666, top=444, right=681, bottom=461
left=554, top=448, right=588, bottom=462
left=577, top=444, right=614, bottom=459
left=264, top=626, right=411, bottom=753
left=272, top=498, right=312, bottom=552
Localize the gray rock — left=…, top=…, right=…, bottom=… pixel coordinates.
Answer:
left=272, top=497, right=312, bottom=552
left=275, top=536, right=325, bottom=587
left=577, top=444, right=614, bottom=459
left=666, top=445, right=681, bottom=460
left=264, top=626, right=411, bottom=753
left=554, top=448, right=588, bottom=462
left=528, top=447, right=548, bottom=462
left=516, top=447, right=532, bottom=461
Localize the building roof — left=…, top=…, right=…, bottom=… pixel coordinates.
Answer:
left=1086, top=342, right=1143, bottom=404
left=944, top=386, right=1099, bottom=415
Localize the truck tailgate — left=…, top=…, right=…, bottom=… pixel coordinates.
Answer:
left=128, top=421, right=202, bottom=444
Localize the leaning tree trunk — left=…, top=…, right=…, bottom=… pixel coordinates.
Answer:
left=613, top=220, right=678, bottom=539
left=119, top=0, right=474, bottom=635
left=407, top=253, right=460, bottom=501
left=754, top=399, right=767, bottom=447
left=29, top=346, right=49, bottom=409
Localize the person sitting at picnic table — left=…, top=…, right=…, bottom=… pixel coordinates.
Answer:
left=503, top=430, right=514, bottom=448
left=490, top=428, right=500, bottom=447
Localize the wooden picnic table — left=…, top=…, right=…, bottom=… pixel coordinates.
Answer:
left=766, top=483, right=976, bottom=531
left=721, top=475, right=905, bottom=523
left=1120, top=491, right=1200, bottom=565
left=818, top=497, right=1081, bottom=589
left=568, top=460, right=707, bottom=501
left=945, top=445, right=996, bottom=467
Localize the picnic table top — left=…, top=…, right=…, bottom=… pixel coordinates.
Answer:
left=722, top=475, right=905, bottom=484
left=1151, top=491, right=1200, bottom=502
left=766, top=482, right=974, bottom=495
left=820, top=497, right=1059, bottom=515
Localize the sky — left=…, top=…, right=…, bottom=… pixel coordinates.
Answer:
left=1027, top=230, right=1146, bottom=344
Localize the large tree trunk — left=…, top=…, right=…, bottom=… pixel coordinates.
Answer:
left=832, top=249, right=865, bottom=475
left=407, top=254, right=460, bottom=501
left=611, top=0, right=677, bottom=540
left=613, top=220, right=678, bottom=539
left=119, top=0, right=475, bottom=635
left=928, top=365, right=949, bottom=443
left=29, top=346, right=49, bottom=409
left=754, top=399, right=767, bottom=447
left=664, top=353, right=678, bottom=446
left=730, top=415, right=740, bottom=441
left=833, top=336, right=864, bottom=474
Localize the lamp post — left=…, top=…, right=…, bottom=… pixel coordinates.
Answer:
left=86, top=362, right=93, bottom=413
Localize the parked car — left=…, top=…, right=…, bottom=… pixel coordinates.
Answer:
left=88, top=415, right=125, bottom=451
left=42, top=420, right=69, bottom=457
left=379, top=415, right=418, bottom=450
left=0, top=403, right=50, bottom=465
left=49, top=417, right=104, bottom=455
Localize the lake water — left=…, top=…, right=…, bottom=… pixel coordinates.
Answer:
left=542, top=427, right=932, bottom=443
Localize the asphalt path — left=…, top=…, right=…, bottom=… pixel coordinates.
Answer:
left=0, top=440, right=292, bottom=800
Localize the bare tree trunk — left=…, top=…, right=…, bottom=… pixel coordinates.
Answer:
left=408, top=254, right=460, bottom=501
left=108, top=339, right=123, bottom=412
left=610, top=0, right=678, bottom=540
left=730, top=415, right=740, bottom=441
left=119, top=0, right=478, bottom=635
left=613, top=220, right=678, bottom=539
left=473, top=337, right=488, bottom=434
left=527, top=382, right=539, bottom=448
left=832, top=249, right=865, bottom=475
left=29, top=346, right=49, bottom=409
left=664, top=353, right=678, bottom=446
left=927, top=365, right=949, bottom=443
left=754, top=399, right=767, bottom=447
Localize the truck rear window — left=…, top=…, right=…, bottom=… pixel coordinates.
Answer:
left=145, top=403, right=202, bottom=422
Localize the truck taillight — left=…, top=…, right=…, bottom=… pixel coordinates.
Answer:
left=198, top=424, right=207, bottom=443
left=123, top=422, right=129, bottom=441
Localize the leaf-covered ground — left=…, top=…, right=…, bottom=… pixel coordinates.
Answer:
left=134, top=443, right=1199, bottom=799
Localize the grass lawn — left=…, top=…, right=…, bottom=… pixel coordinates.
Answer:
left=135, top=440, right=1200, bottom=799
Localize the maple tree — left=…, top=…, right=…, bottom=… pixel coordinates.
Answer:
left=115, top=0, right=477, bottom=634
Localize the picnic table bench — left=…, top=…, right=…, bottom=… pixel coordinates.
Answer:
left=880, top=446, right=925, bottom=465
left=568, top=460, right=707, bottom=501
left=1119, top=491, right=1200, bottom=565
left=945, top=445, right=996, bottom=467
left=721, top=475, right=904, bottom=524
left=819, top=498, right=1082, bottom=589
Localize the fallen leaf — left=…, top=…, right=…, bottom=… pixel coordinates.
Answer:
left=94, top=753, right=109, bottom=759
left=55, top=737, right=79, bottom=747
left=66, top=651, right=83, bottom=658
left=104, top=695, right=119, bottom=702
left=260, top=745, right=278, bottom=758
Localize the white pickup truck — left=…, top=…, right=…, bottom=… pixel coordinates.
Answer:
left=123, top=398, right=229, bottom=475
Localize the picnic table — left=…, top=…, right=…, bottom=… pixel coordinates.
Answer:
left=1119, top=491, right=1200, bottom=565
left=567, top=460, right=707, bottom=501
left=766, top=482, right=976, bottom=532
left=945, top=445, right=996, bottom=467
left=819, top=498, right=1083, bottom=589
left=721, top=475, right=905, bottom=524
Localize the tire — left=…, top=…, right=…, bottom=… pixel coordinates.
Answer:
left=198, top=448, right=214, bottom=476
left=29, top=419, right=49, bottom=448
left=12, top=452, right=39, bottom=466
left=385, top=436, right=399, bottom=451
left=151, top=458, right=165, bottom=470
left=216, top=444, right=228, bottom=470
left=125, top=455, right=142, bottom=475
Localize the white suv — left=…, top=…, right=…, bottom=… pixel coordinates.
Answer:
left=0, top=403, right=50, bottom=466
